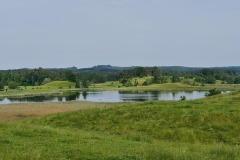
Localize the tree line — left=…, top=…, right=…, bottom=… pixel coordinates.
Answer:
left=0, top=68, right=119, bottom=90
left=118, top=67, right=240, bottom=86
left=0, top=66, right=240, bottom=90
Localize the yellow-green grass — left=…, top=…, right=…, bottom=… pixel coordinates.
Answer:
left=216, top=80, right=223, bottom=85
left=1, top=92, right=240, bottom=159
left=18, top=81, right=75, bottom=90
left=0, top=101, right=119, bottom=121
left=0, top=81, right=75, bottom=98
left=130, top=76, right=153, bottom=85
left=90, top=81, right=122, bottom=89
left=43, top=81, right=75, bottom=89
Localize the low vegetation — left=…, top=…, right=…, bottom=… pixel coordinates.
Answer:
left=1, top=91, right=240, bottom=159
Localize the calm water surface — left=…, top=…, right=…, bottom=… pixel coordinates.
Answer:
left=0, top=91, right=229, bottom=104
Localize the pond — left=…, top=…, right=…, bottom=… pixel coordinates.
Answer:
left=0, top=91, right=230, bottom=104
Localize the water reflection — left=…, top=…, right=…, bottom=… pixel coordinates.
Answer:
left=0, top=90, right=230, bottom=104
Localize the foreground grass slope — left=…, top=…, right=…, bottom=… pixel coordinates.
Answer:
left=1, top=92, right=240, bottom=159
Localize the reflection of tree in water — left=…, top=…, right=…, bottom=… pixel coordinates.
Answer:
left=9, top=96, right=54, bottom=102
left=57, top=96, right=63, bottom=101
left=185, top=91, right=193, bottom=94
left=122, top=98, right=147, bottom=102
left=150, top=91, right=159, bottom=100
left=76, top=92, right=80, bottom=99
left=172, top=92, right=176, bottom=99
left=65, top=92, right=80, bottom=101
left=82, top=91, right=88, bottom=100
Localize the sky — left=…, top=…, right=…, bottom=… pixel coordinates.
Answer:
left=0, top=0, right=240, bottom=69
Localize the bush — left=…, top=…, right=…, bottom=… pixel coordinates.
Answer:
left=42, top=78, right=52, bottom=85
left=134, top=79, right=138, bottom=87
left=234, top=77, right=240, bottom=84
left=172, top=75, right=181, bottom=83
left=8, top=81, right=19, bottom=89
left=0, top=82, right=4, bottom=90
left=143, top=81, right=150, bottom=86
left=81, top=79, right=89, bottom=88
left=205, top=88, right=221, bottom=97
left=180, top=96, right=186, bottom=101
left=75, top=81, right=80, bottom=88
left=120, top=78, right=132, bottom=87
left=205, top=77, right=216, bottom=84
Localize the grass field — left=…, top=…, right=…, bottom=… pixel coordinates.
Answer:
left=1, top=91, right=240, bottom=159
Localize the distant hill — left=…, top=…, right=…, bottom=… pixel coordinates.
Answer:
left=78, top=65, right=136, bottom=73
left=1, top=65, right=240, bottom=74
left=160, top=66, right=203, bottom=72
left=78, top=65, right=203, bottom=73
left=79, top=65, right=240, bottom=74
left=211, top=66, right=240, bottom=74
left=160, top=66, right=240, bottom=73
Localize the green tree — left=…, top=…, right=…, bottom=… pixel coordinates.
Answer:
left=120, top=78, right=132, bottom=87
left=75, top=77, right=80, bottom=88
left=205, top=76, right=216, bottom=84
left=8, top=81, right=19, bottom=89
left=65, top=71, right=76, bottom=82
left=142, top=81, right=147, bottom=86
left=234, top=77, right=240, bottom=84
left=0, top=82, right=4, bottom=90
left=81, top=79, right=89, bottom=88
left=151, top=67, right=161, bottom=83
left=172, top=75, right=181, bottom=83
left=134, top=79, right=139, bottom=87
left=135, top=67, right=146, bottom=78
left=205, top=88, right=221, bottom=97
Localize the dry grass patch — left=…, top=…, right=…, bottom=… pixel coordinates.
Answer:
left=0, top=101, right=121, bottom=121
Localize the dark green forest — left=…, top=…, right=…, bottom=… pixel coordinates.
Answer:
left=1, top=65, right=240, bottom=89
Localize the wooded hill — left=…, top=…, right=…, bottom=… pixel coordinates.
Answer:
left=1, top=65, right=240, bottom=89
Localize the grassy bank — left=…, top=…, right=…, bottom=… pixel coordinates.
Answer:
left=1, top=91, right=240, bottom=159
left=1, top=80, right=240, bottom=98
left=91, top=82, right=240, bottom=91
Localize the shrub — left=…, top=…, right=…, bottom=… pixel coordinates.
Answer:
left=142, top=81, right=149, bottom=86
left=42, top=78, right=52, bottom=85
left=205, top=88, right=221, bottom=97
left=0, top=82, right=4, bottom=90
left=180, top=96, right=186, bottom=101
left=8, top=81, right=19, bottom=89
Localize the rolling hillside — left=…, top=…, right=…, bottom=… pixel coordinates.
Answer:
left=1, top=91, right=240, bottom=159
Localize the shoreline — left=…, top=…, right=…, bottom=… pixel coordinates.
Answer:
left=0, top=83, right=239, bottom=98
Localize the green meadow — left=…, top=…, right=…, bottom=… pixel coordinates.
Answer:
left=1, top=91, right=240, bottom=159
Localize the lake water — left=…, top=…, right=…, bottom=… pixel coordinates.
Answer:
left=0, top=91, right=230, bottom=104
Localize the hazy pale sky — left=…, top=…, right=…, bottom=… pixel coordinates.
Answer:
left=0, top=0, right=240, bottom=69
